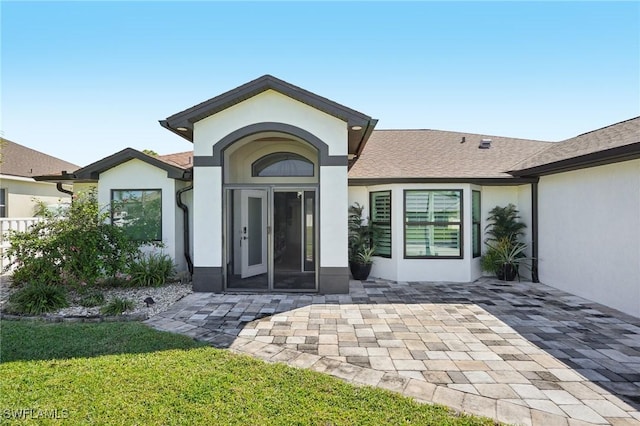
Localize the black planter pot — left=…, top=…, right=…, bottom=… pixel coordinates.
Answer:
left=349, top=262, right=373, bottom=281
left=497, top=263, right=518, bottom=281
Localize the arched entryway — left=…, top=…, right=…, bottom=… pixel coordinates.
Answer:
left=221, top=125, right=321, bottom=291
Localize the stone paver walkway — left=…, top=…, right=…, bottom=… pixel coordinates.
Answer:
left=145, top=278, right=640, bottom=425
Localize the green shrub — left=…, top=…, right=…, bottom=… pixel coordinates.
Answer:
left=99, top=273, right=133, bottom=288
left=100, top=298, right=135, bottom=315
left=78, top=291, right=105, bottom=308
left=128, top=253, right=175, bottom=287
left=4, top=190, right=143, bottom=287
left=7, top=283, right=68, bottom=315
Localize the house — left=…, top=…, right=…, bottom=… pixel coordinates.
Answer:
left=37, top=75, right=640, bottom=318
left=0, top=139, right=79, bottom=217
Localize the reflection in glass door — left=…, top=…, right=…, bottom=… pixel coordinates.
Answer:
left=273, top=190, right=315, bottom=290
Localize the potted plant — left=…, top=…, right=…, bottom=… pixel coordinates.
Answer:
left=482, top=237, right=531, bottom=281
left=481, top=204, right=531, bottom=281
left=348, top=203, right=379, bottom=280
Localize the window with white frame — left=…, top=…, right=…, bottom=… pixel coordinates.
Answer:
left=404, top=190, right=462, bottom=258
left=370, top=191, right=391, bottom=258
left=111, top=189, right=162, bottom=241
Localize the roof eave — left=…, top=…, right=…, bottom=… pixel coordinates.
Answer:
left=348, top=176, right=539, bottom=186
left=160, top=75, right=374, bottom=149
left=74, top=148, right=192, bottom=181
left=509, top=142, right=640, bottom=177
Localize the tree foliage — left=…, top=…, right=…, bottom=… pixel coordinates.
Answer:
left=5, top=190, right=143, bottom=287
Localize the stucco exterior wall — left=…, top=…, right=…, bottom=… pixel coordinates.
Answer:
left=320, top=166, right=348, bottom=268
left=1, top=176, right=72, bottom=217
left=97, top=159, right=186, bottom=271
left=192, top=166, right=222, bottom=268
left=538, top=160, right=640, bottom=317
left=193, top=90, right=347, bottom=157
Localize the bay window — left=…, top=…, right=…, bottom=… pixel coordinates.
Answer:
left=404, top=190, right=462, bottom=258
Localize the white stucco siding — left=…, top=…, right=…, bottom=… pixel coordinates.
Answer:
left=97, top=159, right=182, bottom=269
left=192, top=166, right=222, bottom=267
left=320, top=166, right=348, bottom=267
left=193, top=90, right=348, bottom=157
left=1, top=176, right=72, bottom=217
left=538, top=160, right=640, bottom=317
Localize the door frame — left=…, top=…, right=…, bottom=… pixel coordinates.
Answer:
left=223, top=184, right=319, bottom=292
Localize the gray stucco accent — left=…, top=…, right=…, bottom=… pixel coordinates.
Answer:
left=322, top=156, right=349, bottom=166
left=193, top=122, right=346, bottom=167
left=192, top=267, right=223, bottom=292
left=193, top=156, right=218, bottom=167
left=318, top=267, right=350, bottom=294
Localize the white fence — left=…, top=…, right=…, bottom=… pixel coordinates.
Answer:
left=1, top=217, right=43, bottom=272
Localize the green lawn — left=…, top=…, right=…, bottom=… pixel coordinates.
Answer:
left=0, top=321, right=496, bottom=425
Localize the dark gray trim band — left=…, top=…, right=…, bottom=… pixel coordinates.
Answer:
left=193, top=156, right=217, bottom=167
left=318, top=267, right=350, bottom=294
left=192, top=267, right=223, bottom=292
left=323, top=156, right=348, bottom=166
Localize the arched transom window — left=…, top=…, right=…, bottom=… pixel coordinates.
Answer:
left=251, top=152, right=314, bottom=177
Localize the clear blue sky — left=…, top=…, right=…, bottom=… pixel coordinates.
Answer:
left=2, top=1, right=639, bottom=167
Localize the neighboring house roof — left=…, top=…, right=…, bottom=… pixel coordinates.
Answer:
left=510, top=116, right=640, bottom=176
left=73, top=148, right=190, bottom=181
left=157, top=151, right=193, bottom=169
left=0, top=138, right=80, bottom=178
left=348, top=129, right=552, bottom=183
left=159, top=74, right=378, bottom=159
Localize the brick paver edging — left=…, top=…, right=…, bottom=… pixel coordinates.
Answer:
left=1, top=312, right=147, bottom=322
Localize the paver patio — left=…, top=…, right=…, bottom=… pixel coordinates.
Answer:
left=145, top=278, right=640, bottom=425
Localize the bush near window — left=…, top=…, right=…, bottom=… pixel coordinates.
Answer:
left=4, top=190, right=143, bottom=288
left=128, top=253, right=175, bottom=287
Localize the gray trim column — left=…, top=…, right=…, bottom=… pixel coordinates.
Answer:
left=318, top=267, right=350, bottom=294
left=192, top=267, right=223, bottom=292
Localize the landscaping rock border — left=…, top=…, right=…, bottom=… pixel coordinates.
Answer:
left=0, top=278, right=192, bottom=321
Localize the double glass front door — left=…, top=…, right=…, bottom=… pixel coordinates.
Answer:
left=226, top=188, right=316, bottom=291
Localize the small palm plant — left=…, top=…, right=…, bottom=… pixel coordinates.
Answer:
left=482, top=237, right=531, bottom=281
left=348, top=203, right=380, bottom=280
left=481, top=204, right=531, bottom=281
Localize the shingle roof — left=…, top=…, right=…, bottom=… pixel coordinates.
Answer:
left=0, top=138, right=80, bottom=178
left=157, top=151, right=193, bottom=169
left=348, top=129, right=552, bottom=180
left=510, top=116, right=640, bottom=175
